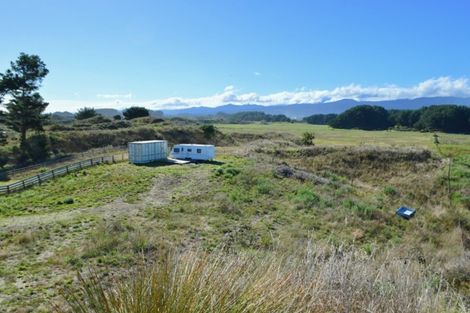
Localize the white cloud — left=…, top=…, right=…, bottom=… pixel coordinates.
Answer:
left=45, top=99, right=128, bottom=113
left=46, top=77, right=470, bottom=112
left=253, top=71, right=261, bottom=76
left=223, top=85, right=235, bottom=92
left=96, top=93, right=133, bottom=99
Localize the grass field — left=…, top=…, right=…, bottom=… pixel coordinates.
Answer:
left=216, top=122, right=470, bottom=152
left=1, top=124, right=469, bottom=312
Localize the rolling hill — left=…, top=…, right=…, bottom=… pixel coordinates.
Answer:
left=50, top=97, right=470, bottom=120
left=160, top=97, right=470, bottom=118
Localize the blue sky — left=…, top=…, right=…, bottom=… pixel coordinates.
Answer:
left=1, top=0, right=470, bottom=111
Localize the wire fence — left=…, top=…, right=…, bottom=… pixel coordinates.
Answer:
left=0, top=153, right=128, bottom=195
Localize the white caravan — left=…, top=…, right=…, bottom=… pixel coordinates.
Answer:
left=171, top=144, right=215, bottom=161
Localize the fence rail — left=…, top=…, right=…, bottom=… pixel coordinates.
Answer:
left=5, top=155, right=74, bottom=177
left=4, top=145, right=127, bottom=177
left=0, top=153, right=128, bottom=195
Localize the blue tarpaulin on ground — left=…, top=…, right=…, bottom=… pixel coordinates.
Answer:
left=396, top=206, right=416, bottom=219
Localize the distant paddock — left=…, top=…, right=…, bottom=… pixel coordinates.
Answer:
left=216, top=123, right=470, bottom=154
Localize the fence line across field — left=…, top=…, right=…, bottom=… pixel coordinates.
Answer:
left=4, top=145, right=127, bottom=177
left=5, top=155, right=74, bottom=176
left=0, top=153, right=128, bottom=195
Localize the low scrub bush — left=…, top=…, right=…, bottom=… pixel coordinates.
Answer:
left=63, top=198, right=74, bottom=204
left=255, top=177, right=273, bottom=195
left=383, top=185, right=399, bottom=197
left=228, top=189, right=252, bottom=204
left=292, top=187, right=320, bottom=210
left=343, top=199, right=377, bottom=219
left=300, top=131, right=315, bottom=145
left=214, top=166, right=241, bottom=179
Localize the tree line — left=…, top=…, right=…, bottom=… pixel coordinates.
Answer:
left=304, top=104, right=470, bottom=133
left=74, top=106, right=152, bottom=121
left=215, top=111, right=291, bottom=123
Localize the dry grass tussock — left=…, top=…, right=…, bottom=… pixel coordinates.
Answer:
left=60, top=245, right=466, bottom=313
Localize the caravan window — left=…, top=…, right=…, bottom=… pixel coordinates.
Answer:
left=197, top=149, right=202, bottom=153
left=187, top=148, right=192, bottom=152
left=173, top=148, right=180, bottom=153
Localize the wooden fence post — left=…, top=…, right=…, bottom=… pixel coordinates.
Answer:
left=37, top=175, right=41, bottom=185
left=52, top=169, right=55, bottom=178
left=66, top=165, right=69, bottom=174
left=7, top=185, right=10, bottom=194
left=112, top=155, right=115, bottom=163
left=22, top=180, right=26, bottom=189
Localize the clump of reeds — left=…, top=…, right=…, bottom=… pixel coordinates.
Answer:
left=60, top=245, right=465, bottom=313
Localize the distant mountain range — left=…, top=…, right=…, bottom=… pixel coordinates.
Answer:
left=161, top=97, right=470, bottom=119
left=51, top=97, right=470, bottom=120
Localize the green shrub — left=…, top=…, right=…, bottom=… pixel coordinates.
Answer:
left=292, top=187, right=320, bottom=209
left=300, top=131, right=315, bottom=146
left=75, top=107, right=98, bottom=120
left=225, top=167, right=241, bottom=178
left=201, top=124, right=216, bottom=139
left=343, top=199, right=376, bottom=219
left=229, top=189, right=251, bottom=203
left=215, top=166, right=241, bottom=179
left=66, top=256, right=83, bottom=268
left=362, top=243, right=374, bottom=255
left=256, top=178, right=273, bottom=195
left=383, top=186, right=398, bottom=197
left=123, top=106, right=149, bottom=120
left=63, top=198, right=74, bottom=204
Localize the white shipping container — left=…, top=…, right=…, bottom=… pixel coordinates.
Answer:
left=128, top=140, right=168, bottom=164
